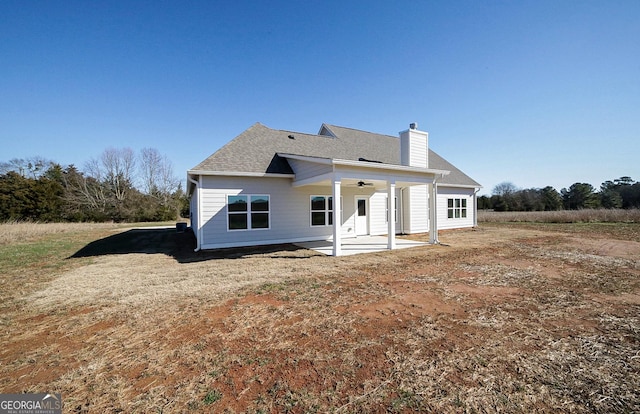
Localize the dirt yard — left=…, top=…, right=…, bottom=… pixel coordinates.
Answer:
left=1, top=223, right=639, bottom=413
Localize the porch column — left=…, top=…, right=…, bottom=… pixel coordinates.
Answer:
left=473, top=189, right=479, bottom=227
left=387, top=180, right=396, bottom=250
left=429, top=182, right=439, bottom=244
left=332, top=179, right=342, bottom=256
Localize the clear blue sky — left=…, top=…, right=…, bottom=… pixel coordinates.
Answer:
left=2, top=0, right=638, bottom=195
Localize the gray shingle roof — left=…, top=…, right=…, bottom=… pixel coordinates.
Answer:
left=190, top=122, right=481, bottom=187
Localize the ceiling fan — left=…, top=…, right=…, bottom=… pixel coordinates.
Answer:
left=356, top=181, right=374, bottom=187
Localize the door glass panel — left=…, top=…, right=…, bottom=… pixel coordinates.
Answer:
left=357, top=199, right=366, bottom=216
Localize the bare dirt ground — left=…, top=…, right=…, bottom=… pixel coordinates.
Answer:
left=1, top=223, right=639, bottom=413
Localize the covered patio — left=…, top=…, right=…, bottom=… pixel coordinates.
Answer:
left=295, top=235, right=427, bottom=256
left=280, top=153, right=450, bottom=256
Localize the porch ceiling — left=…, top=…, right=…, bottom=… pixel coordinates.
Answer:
left=294, top=177, right=427, bottom=190
left=280, top=153, right=449, bottom=189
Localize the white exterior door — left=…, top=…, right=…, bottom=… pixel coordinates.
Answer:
left=355, top=197, right=369, bottom=236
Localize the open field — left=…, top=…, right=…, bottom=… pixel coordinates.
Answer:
left=1, top=222, right=639, bottom=413
left=0, top=220, right=180, bottom=245
left=478, top=208, right=640, bottom=223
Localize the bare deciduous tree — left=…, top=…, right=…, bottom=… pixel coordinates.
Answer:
left=140, top=147, right=162, bottom=195
left=0, top=156, right=52, bottom=178
left=1, top=147, right=181, bottom=222
left=139, top=147, right=179, bottom=204
left=62, top=165, right=107, bottom=212
left=86, top=147, right=136, bottom=201
left=492, top=182, right=518, bottom=197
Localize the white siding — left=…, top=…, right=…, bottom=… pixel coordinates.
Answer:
left=190, top=187, right=199, bottom=242
left=197, top=176, right=379, bottom=249
left=368, top=191, right=388, bottom=235
left=404, top=184, right=429, bottom=234
left=371, top=191, right=402, bottom=235
left=399, top=129, right=428, bottom=168
left=395, top=189, right=403, bottom=234
left=437, top=186, right=475, bottom=230
left=341, top=195, right=356, bottom=237
left=194, top=175, right=475, bottom=249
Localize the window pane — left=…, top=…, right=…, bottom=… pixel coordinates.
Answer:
left=448, top=209, right=454, bottom=219
left=455, top=209, right=461, bottom=218
left=448, top=199, right=454, bottom=208
left=455, top=199, right=461, bottom=208
left=328, top=196, right=333, bottom=211
left=251, top=196, right=269, bottom=211
left=229, top=213, right=247, bottom=229
left=311, top=196, right=325, bottom=211
left=462, top=199, right=467, bottom=208
left=311, top=211, right=325, bottom=226
left=328, top=212, right=333, bottom=225
left=251, top=213, right=269, bottom=228
left=228, top=195, right=247, bottom=212
left=461, top=209, right=467, bottom=218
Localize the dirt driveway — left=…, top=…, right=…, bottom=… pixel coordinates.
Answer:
left=1, top=224, right=639, bottom=412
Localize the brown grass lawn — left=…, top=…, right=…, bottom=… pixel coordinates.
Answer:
left=1, top=222, right=639, bottom=413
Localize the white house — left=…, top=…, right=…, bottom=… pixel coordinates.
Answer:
left=187, top=122, right=481, bottom=256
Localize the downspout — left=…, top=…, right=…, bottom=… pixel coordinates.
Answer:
left=188, top=175, right=202, bottom=252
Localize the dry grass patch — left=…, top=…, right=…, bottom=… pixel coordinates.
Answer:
left=0, top=221, right=127, bottom=245
left=479, top=208, right=640, bottom=223
left=1, top=222, right=639, bottom=412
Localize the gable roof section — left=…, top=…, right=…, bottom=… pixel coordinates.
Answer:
left=190, top=122, right=481, bottom=188
left=428, top=149, right=481, bottom=187
left=321, top=124, right=480, bottom=188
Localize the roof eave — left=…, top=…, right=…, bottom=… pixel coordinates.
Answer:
left=278, top=153, right=450, bottom=176
left=188, top=170, right=295, bottom=178
left=332, top=158, right=450, bottom=176
left=438, top=182, right=483, bottom=189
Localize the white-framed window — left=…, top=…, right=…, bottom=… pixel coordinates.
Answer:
left=385, top=196, right=398, bottom=223
left=310, top=195, right=333, bottom=226
left=310, top=196, right=343, bottom=226
left=227, top=194, right=270, bottom=230
left=447, top=198, right=467, bottom=219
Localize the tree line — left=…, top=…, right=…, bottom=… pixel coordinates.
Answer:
left=0, top=148, right=189, bottom=222
left=479, top=177, right=640, bottom=211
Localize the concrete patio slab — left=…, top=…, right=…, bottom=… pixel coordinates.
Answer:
left=295, top=235, right=427, bottom=256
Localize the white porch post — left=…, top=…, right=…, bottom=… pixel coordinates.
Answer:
left=473, top=188, right=479, bottom=227
left=387, top=180, right=396, bottom=250
left=332, top=179, right=342, bottom=256
left=429, top=182, right=439, bottom=244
